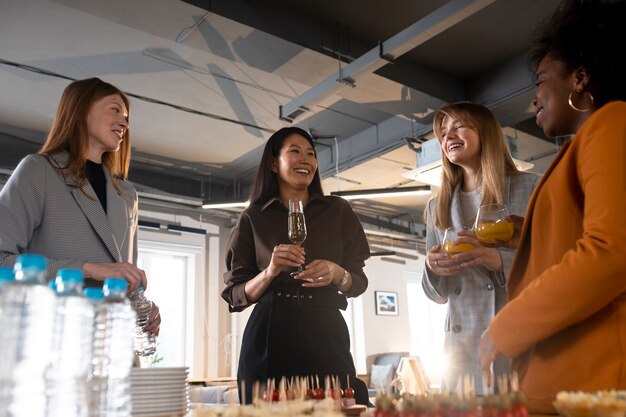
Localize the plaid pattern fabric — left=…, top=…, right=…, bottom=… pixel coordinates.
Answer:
left=422, top=172, right=540, bottom=393
left=0, top=152, right=138, bottom=280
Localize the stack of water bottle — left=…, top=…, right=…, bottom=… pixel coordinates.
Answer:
left=0, top=254, right=158, bottom=417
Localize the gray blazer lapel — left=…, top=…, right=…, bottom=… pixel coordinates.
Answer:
left=71, top=184, right=122, bottom=262
left=503, top=176, right=511, bottom=205
left=104, top=168, right=132, bottom=257
left=49, top=151, right=123, bottom=261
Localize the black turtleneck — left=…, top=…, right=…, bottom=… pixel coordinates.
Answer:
left=85, top=160, right=107, bottom=214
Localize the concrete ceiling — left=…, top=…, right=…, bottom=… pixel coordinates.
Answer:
left=0, top=0, right=561, bottom=244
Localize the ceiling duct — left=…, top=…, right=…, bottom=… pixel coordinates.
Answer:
left=402, top=136, right=534, bottom=186
left=278, top=0, right=497, bottom=122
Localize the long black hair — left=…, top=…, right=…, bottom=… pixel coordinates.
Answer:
left=249, top=127, right=324, bottom=206
left=529, top=0, right=626, bottom=107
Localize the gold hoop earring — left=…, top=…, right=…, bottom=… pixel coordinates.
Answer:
left=568, top=91, right=594, bottom=112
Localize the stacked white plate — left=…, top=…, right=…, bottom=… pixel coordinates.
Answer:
left=130, top=367, right=190, bottom=417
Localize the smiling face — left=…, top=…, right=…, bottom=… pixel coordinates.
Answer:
left=86, top=93, right=129, bottom=162
left=272, top=133, right=318, bottom=193
left=439, top=114, right=481, bottom=170
left=533, top=55, right=587, bottom=137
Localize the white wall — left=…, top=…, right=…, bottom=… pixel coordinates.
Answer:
left=356, top=250, right=426, bottom=373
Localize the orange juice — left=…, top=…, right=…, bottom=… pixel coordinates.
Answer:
left=476, top=221, right=514, bottom=243
left=443, top=242, right=476, bottom=255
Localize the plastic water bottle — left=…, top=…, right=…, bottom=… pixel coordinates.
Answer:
left=0, top=267, right=15, bottom=292
left=0, top=254, right=56, bottom=417
left=89, top=278, right=135, bottom=417
left=46, top=269, right=94, bottom=417
left=0, top=267, right=15, bottom=320
left=128, top=283, right=157, bottom=356
left=83, top=288, right=104, bottom=302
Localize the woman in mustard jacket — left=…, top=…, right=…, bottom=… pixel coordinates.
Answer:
left=478, top=0, right=626, bottom=412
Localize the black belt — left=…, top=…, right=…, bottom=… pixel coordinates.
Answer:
left=259, top=285, right=348, bottom=310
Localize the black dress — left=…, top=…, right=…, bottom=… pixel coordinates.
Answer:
left=222, top=195, right=370, bottom=405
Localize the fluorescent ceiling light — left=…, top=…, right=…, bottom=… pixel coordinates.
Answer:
left=402, top=158, right=534, bottom=187
left=202, top=200, right=250, bottom=209
left=370, top=250, right=396, bottom=257
left=331, top=186, right=431, bottom=200
left=381, top=257, right=406, bottom=265
left=166, top=224, right=207, bottom=235
left=138, top=220, right=161, bottom=231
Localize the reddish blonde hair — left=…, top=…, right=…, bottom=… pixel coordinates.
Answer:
left=39, top=78, right=131, bottom=194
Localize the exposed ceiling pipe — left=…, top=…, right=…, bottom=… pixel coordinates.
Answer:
left=279, top=0, right=497, bottom=122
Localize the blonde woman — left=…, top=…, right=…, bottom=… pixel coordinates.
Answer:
left=422, top=102, right=538, bottom=393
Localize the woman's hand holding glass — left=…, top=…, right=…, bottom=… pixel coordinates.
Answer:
left=427, top=227, right=473, bottom=275
left=267, top=244, right=306, bottom=278
left=451, top=230, right=504, bottom=272
left=443, top=226, right=476, bottom=256
left=427, top=225, right=504, bottom=274
left=295, top=259, right=342, bottom=287
left=499, top=214, right=525, bottom=249
left=427, top=244, right=462, bottom=276
left=474, top=204, right=516, bottom=247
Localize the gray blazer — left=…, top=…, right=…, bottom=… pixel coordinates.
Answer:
left=422, top=172, right=540, bottom=393
left=0, top=152, right=138, bottom=283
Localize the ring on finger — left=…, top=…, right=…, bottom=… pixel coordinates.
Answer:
left=435, top=259, right=440, bottom=267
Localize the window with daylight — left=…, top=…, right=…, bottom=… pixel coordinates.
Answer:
left=137, top=242, right=199, bottom=369
left=405, top=277, right=447, bottom=389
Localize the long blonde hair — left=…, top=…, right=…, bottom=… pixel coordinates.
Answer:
left=39, top=78, right=131, bottom=194
left=430, top=102, right=520, bottom=230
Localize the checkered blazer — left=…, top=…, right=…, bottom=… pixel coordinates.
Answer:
left=422, top=172, right=540, bottom=393
left=0, top=151, right=138, bottom=281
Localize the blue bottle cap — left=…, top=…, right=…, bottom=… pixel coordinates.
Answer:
left=14, top=254, right=47, bottom=271
left=103, top=277, right=128, bottom=295
left=83, top=287, right=105, bottom=300
left=56, top=269, right=84, bottom=283
left=0, top=266, right=15, bottom=281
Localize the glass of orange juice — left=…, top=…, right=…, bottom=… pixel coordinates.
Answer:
left=475, top=204, right=514, bottom=245
left=443, top=226, right=476, bottom=256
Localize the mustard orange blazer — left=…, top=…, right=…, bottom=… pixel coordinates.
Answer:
left=489, top=101, right=626, bottom=413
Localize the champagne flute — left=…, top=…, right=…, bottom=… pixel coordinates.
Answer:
left=443, top=226, right=476, bottom=257
left=474, top=204, right=514, bottom=246
left=288, top=199, right=307, bottom=275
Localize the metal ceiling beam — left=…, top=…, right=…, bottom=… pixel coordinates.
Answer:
left=279, top=0, right=497, bottom=122
left=186, top=0, right=469, bottom=106
left=468, top=52, right=537, bottom=126
left=314, top=115, right=432, bottom=179
left=310, top=53, right=541, bottom=182
left=469, top=53, right=534, bottom=107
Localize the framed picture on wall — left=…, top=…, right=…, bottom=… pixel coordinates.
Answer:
left=375, top=291, right=399, bottom=316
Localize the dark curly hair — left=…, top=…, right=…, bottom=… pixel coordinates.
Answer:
left=529, top=0, right=626, bottom=107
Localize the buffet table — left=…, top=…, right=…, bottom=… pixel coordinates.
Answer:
left=163, top=409, right=559, bottom=417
